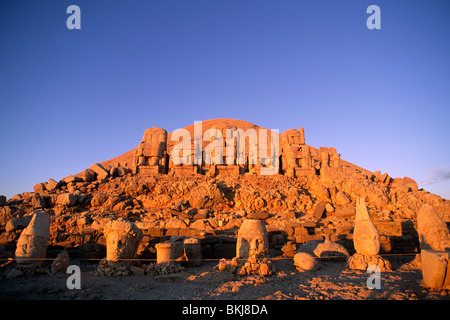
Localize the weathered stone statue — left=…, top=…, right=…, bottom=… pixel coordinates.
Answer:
left=136, top=127, right=168, bottom=174
left=15, top=211, right=51, bottom=266
left=280, top=127, right=314, bottom=178
left=348, top=198, right=391, bottom=271
left=236, top=219, right=269, bottom=259
left=353, top=197, right=380, bottom=256
left=103, top=218, right=143, bottom=262
left=417, top=204, right=450, bottom=290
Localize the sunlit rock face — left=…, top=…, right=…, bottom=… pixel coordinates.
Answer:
left=236, top=219, right=269, bottom=259
left=353, top=197, right=380, bottom=256
left=103, top=218, right=142, bottom=262
left=15, top=211, right=51, bottom=266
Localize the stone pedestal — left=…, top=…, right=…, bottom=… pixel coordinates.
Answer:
left=183, top=238, right=202, bottom=267
left=421, top=249, right=450, bottom=290
left=155, top=241, right=184, bottom=264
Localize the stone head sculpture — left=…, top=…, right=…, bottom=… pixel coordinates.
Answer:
left=417, top=204, right=450, bottom=251
left=353, top=197, right=380, bottom=256
left=103, top=218, right=143, bottom=262
left=236, top=219, right=269, bottom=259
left=15, top=211, right=51, bottom=266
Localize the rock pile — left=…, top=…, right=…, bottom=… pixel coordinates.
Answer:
left=347, top=253, right=392, bottom=272
left=217, top=257, right=274, bottom=277
left=96, top=259, right=185, bottom=277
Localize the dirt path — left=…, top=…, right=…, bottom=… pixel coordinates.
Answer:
left=1, top=255, right=448, bottom=301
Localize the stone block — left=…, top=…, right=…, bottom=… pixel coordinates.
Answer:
left=310, top=201, right=326, bottom=219
left=421, top=249, right=450, bottom=290
left=165, top=228, right=180, bottom=237
left=374, top=221, right=402, bottom=237
left=294, top=226, right=308, bottom=236
left=139, top=165, right=162, bottom=175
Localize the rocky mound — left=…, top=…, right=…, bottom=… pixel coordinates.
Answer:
left=0, top=118, right=449, bottom=266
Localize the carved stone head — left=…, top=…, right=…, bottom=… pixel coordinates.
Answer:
left=15, top=211, right=51, bottom=266
left=103, top=218, right=142, bottom=262
left=236, top=219, right=269, bottom=259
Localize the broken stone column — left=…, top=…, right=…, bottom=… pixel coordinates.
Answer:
left=183, top=237, right=202, bottom=267
left=155, top=242, right=179, bottom=264
left=417, top=204, right=450, bottom=290
left=103, top=218, right=143, bottom=262
left=236, top=219, right=269, bottom=259
left=15, top=211, right=51, bottom=266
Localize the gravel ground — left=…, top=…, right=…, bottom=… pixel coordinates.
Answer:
left=0, top=255, right=448, bottom=301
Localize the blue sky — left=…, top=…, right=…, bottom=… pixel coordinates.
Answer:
left=1, top=0, right=449, bottom=199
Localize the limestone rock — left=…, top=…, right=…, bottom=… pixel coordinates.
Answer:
left=348, top=253, right=392, bottom=272
left=15, top=211, right=51, bottom=266
left=5, top=215, right=33, bottom=232
left=188, top=182, right=225, bottom=209
left=353, top=197, right=380, bottom=256
left=310, top=201, right=326, bottom=219
left=417, top=204, right=450, bottom=251
left=334, top=191, right=351, bottom=206
left=56, top=193, right=78, bottom=207
left=392, top=176, right=418, bottom=192
left=45, top=179, right=60, bottom=192
left=313, top=240, right=349, bottom=259
left=89, top=163, right=110, bottom=181
left=75, top=169, right=97, bottom=182
left=293, top=252, right=320, bottom=271
left=0, top=195, right=6, bottom=206
left=33, top=182, right=47, bottom=195
left=51, top=250, right=70, bottom=274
